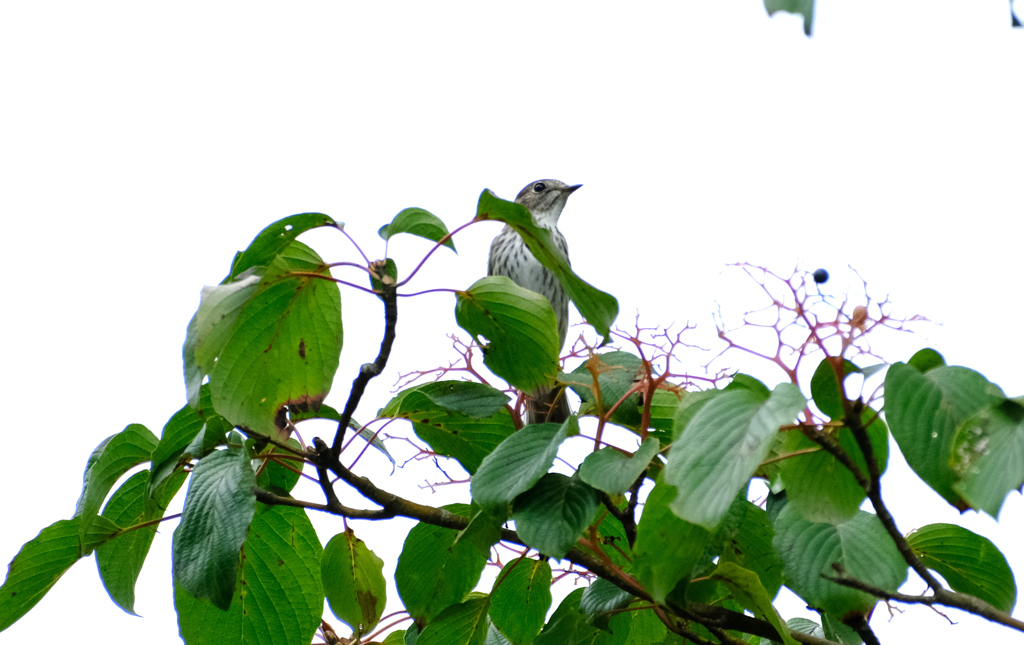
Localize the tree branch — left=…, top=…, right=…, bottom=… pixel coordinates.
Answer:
left=331, top=261, right=398, bottom=458
left=824, top=573, right=1024, bottom=633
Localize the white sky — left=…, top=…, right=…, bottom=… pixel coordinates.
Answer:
left=1, top=2, right=1022, bottom=643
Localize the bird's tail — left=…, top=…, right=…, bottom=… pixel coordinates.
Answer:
left=526, top=385, right=571, bottom=425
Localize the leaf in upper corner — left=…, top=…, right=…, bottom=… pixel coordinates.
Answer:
left=763, top=0, right=815, bottom=36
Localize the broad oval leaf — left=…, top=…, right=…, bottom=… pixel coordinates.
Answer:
left=172, top=446, right=257, bottom=610
left=471, top=418, right=574, bottom=510
left=579, top=438, right=659, bottom=495
left=209, top=242, right=343, bottom=441
left=907, top=523, right=1016, bottom=613
left=379, top=207, right=456, bottom=252
left=416, top=596, right=490, bottom=645
left=666, top=383, right=805, bottom=529
left=512, top=473, right=600, bottom=559
left=489, top=559, right=552, bottom=645
left=772, top=505, right=907, bottom=618
left=175, top=504, right=324, bottom=645
left=455, top=276, right=560, bottom=393
left=395, top=504, right=487, bottom=623
left=0, top=516, right=120, bottom=631
left=951, top=397, right=1024, bottom=517
left=323, top=528, right=387, bottom=636
left=884, top=363, right=1002, bottom=509
left=381, top=384, right=516, bottom=475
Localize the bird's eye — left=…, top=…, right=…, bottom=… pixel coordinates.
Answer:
left=533, top=182, right=546, bottom=193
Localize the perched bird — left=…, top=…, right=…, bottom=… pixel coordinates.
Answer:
left=488, top=179, right=581, bottom=424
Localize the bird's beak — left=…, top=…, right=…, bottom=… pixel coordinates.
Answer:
left=565, top=184, right=583, bottom=194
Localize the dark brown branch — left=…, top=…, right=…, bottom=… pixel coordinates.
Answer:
left=623, top=472, right=645, bottom=548
left=331, top=262, right=398, bottom=457
left=845, top=614, right=881, bottom=645
left=824, top=573, right=1024, bottom=633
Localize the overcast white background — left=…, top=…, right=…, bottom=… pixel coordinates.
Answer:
left=2, top=2, right=1022, bottom=643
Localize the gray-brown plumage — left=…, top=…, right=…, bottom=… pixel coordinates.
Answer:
left=488, top=179, right=581, bottom=424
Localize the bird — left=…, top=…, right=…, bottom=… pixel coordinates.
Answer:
left=488, top=179, right=581, bottom=425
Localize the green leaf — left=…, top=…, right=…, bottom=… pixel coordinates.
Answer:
left=455, top=276, right=561, bottom=392
left=512, top=473, right=600, bottom=559
left=821, top=613, right=862, bottom=644
left=471, top=418, right=574, bottom=510
left=96, top=469, right=184, bottom=615
left=379, top=207, right=456, bottom=251
left=564, top=351, right=643, bottom=428
left=255, top=438, right=303, bottom=494
left=183, top=273, right=262, bottom=408
left=621, top=605, right=668, bottom=645
left=208, top=241, right=343, bottom=441
left=951, top=397, right=1024, bottom=517
left=395, top=505, right=487, bottom=623
left=0, top=516, right=120, bottom=631
left=489, top=559, right=552, bottom=645
left=884, top=363, right=1002, bottom=508
left=417, top=596, right=490, bottom=645
left=710, top=562, right=797, bottom=645
left=666, top=384, right=805, bottom=529
left=763, top=0, right=815, bottom=36
left=455, top=507, right=503, bottom=559
left=172, top=446, right=257, bottom=610
left=381, top=384, right=516, bottom=475
left=175, top=504, right=323, bottom=645
left=908, top=348, right=945, bottom=373
left=322, top=528, right=387, bottom=636
left=633, top=482, right=711, bottom=603
left=415, top=381, right=512, bottom=418
left=718, top=501, right=784, bottom=600
left=778, top=409, right=889, bottom=524
left=475, top=189, right=619, bottom=342
left=809, top=358, right=860, bottom=420
left=579, top=439, right=659, bottom=495
left=74, top=423, right=158, bottom=538
left=228, top=212, right=338, bottom=280
left=907, top=523, right=1016, bottom=613
left=772, top=505, right=907, bottom=618
left=579, top=578, right=632, bottom=616
left=533, top=589, right=599, bottom=645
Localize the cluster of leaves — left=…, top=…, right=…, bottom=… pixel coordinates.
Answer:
left=1, top=190, right=1021, bottom=645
